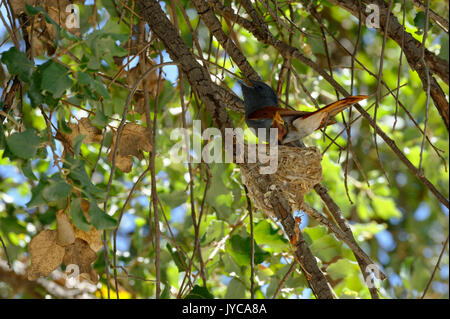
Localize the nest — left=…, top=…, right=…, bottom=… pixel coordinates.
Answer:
left=241, top=146, right=323, bottom=217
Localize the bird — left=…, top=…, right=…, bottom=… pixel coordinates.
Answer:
left=239, top=79, right=368, bottom=144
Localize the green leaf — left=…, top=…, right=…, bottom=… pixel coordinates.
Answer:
left=70, top=198, right=91, bottom=232
left=0, top=216, right=27, bottom=234
left=40, top=61, right=73, bottom=98
left=206, top=164, right=233, bottom=220
left=65, top=156, right=105, bottom=199
left=78, top=72, right=111, bottom=99
left=42, top=180, right=72, bottom=202
left=21, top=161, right=37, bottom=181
left=6, top=129, right=41, bottom=159
left=89, top=202, right=117, bottom=230
left=36, top=146, right=48, bottom=159
left=167, top=243, right=187, bottom=272
left=226, top=234, right=269, bottom=266
left=160, top=284, right=171, bottom=299
left=44, top=92, right=60, bottom=109
left=351, top=222, right=387, bottom=241
left=253, top=220, right=287, bottom=252
left=439, top=35, right=449, bottom=62
left=100, top=0, right=119, bottom=17
left=204, top=219, right=225, bottom=244
left=225, top=278, right=246, bottom=298
left=27, top=179, right=49, bottom=207
left=57, top=109, right=72, bottom=134
left=159, top=191, right=188, bottom=208
left=372, top=196, right=402, bottom=220
left=28, top=70, right=44, bottom=107
left=222, top=253, right=242, bottom=277
left=79, top=5, right=95, bottom=34
left=327, top=259, right=359, bottom=281
left=84, top=21, right=128, bottom=68
left=1, top=47, right=34, bottom=82
left=303, top=225, right=328, bottom=243
left=308, top=36, right=325, bottom=55
left=24, top=4, right=41, bottom=15
left=86, top=55, right=100, bottom=70
left=309, top=233, right=342, bottom=263
left=92, top=78, right=111, bottom=99
left=73, top=134, right=86, bottom=157
left=413, top=11, right=431, bottom=34
left=37, top=207, right=57, bottom=225
left=184, top=285, right=214, bottom=299
left=92, top=110, right=108, bottom=128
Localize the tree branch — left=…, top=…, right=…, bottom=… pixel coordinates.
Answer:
left=192, top=0, right=260, bottom=81
left=138, top=0, right=334, bottom=298
left=211, top=0, right=449, bottom=209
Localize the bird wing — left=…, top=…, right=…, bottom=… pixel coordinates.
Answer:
left=247, top=106, right=310, bottom=120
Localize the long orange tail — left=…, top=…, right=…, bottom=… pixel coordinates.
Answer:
left=310, top=95, right=368, bottom=117
left=247, top=95, right=369, bottom=121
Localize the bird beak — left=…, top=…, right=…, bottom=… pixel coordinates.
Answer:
left=237, top=79, right=253, bottom=88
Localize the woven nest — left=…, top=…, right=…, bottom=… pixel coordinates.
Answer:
left=241, top=146, right=323, bottom=217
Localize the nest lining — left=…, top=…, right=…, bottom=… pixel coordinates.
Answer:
left=241, top=145, right=322, bottom=217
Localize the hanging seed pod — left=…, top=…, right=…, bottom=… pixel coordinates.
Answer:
left=56, top=210, right=76, bottom=247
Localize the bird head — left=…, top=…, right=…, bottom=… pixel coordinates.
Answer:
left=238, top=79, right=279, bottom=116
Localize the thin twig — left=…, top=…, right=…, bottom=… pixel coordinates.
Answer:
left=302, top=11, right=446, bottom=165
left=418, top=0, right=431, bottom=172
left=272, top=260, right=297, bottom=299
left=102, top=60, right=176, bottom=299
left=393, top=0, right=406, bottom=131
left=373, top=0, right=394, bottom=186
left=102, top=230, right=111, bottom=298
left=0, top=235, right=11, bottom=269
left=421, top=235, right=449, bottom=299
left=112, top=167, right=151, bottom=298
left=149, top=44, right=164, bottom=299
left=244, top=185, right=255, bottom=299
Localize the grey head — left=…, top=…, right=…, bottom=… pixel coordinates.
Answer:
left=239, top=79, right=279, bottom=116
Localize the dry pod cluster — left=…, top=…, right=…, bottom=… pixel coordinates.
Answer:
left=56, top=117, right=103, bottom=156
left=56, top=116, right=153, bottom=173
left=27, top=208, right=101, bottom=284
left=108, top=123, right=152, bottom=173
left=10, top=0, right=82, bottom=56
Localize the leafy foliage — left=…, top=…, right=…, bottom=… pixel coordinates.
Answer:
left=0, top=0, right=448, bottom=299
